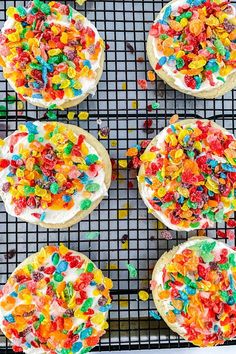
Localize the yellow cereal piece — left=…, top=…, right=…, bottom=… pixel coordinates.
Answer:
left=60, top=32, right=68, bottom=44
left=64, top=88, right=74, bottom=98
left=73, top=81, right=82, bottom=90
left=60, top=79, right=71, bottom=89
left=0, top=139, right=5, bottom=147
left=157, top=187, right=166, bottom=198
left=93, top=269, right=103, bottom=284
left=59, top=243, right=69, bottom=256
left=175, top=149, right=183, bottom=159
left=111, top=140, right=117, bottom=147
left=51, top=75, right=62, bottom=84
left=131, top=101, right=138, bottom=109
left=78, top=111, right=89, bottom=120
left=6, top=7, right=17, bottom=17
left=48, top=48, right=62, bottom=57
left=140, top=151, right=156, bottom=162
left=68, top=67, right=76, bottom=79
left=16, top=169, right=24, bottom=178
left=104, top=277, right=113, bottom=289
left=67, top=111, right=75, bottom=120
left=138, top=290, right=149, bottom=302
left=118, top=159, right=128, bottom=168
left=189, top=59, right=206, bottom=69
left=175, top=51, right=185, bottom=59
left=51, top=25, right=60, bottom=35
left=180, top=18, right=188, bottom=27
left=122, top=82, right=127, bottom=90
left=7, top=32, right=20, bottom=42
left=91, top=313, right=105, bottom=325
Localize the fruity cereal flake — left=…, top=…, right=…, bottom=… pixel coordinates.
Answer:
left=138, top=119, right=236, bottom=231
left=147, top=0, right=236, bottom=98
left=0, top=244, right=113, bottom=353
left=0, top=121, right=111, bottom=228
left=152, top=237, right=236, bottom=346
left=0, top=0, right=104, bottom=109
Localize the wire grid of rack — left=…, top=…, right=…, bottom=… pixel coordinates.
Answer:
left=0, top=0, right=236, bottom=353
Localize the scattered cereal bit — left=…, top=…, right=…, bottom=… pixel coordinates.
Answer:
left=143, top=118, right=153, bottom=129
left=67, top=111, right=75, bottom=120
left=126, top=263, right=137, bottom=278
left=149, top=310, right=161, bottom=320
left=160, top=230, right=173, bottom=240
left=137, top=57, right=144, bottom=63
left=122, top=82, right=127, bottom=90
left=4, top=249, right=16, bottom=260
left=147, top=70, right=156, bottom=81
left=111, top=140, right=117, bottom=147
left=226, top=230, right=235, bottom=241
left=198, top=229, right=206, bottom=236
left=217, top=230, right=227, bottom=238
left=76, top=0, right=87, bottom=4
left=131, top=101, right=138, bottom=109
left=121, top=240, right=129, bottom=250
left=97, top=118, right=102, bottom=125
left=147, top=104, right=153, bottom=112
left=126, top=42, right=135, bottom=54
left=227, top=220, right=236, bottom=227
left=138, top=79, right=148, bottom=90
left=0, top=105, right=6, bottom=117
left=47, top=110, right=57, bottom=120
left=118, top=203, right=129, bottom=219
left=98, top=126, right=110, bottom=139
left=169, top=114, right=179, bottom=124
left=4, top=95, right=16, bottom=104
left=105, top=43, right=110, bottom=50
left=106, top=263, right=118, bottom=270
left=158, top=221, right=165, bottom=229
left=120, top=298, right=129, bottom=308
left=121, top=234, right=129, bottom=244
left=138, top=290, right=149, bottom=301
left=78, top=111, right=89, bottom=120
left=85, top=231, right=100, bottom=240
left=151, top=102, right=160, bottom=110
left=118, top=159, right=128, bottom=168
left=17, top=101, right=24, bottom=111
left=128, top=181, right=134, bottom=189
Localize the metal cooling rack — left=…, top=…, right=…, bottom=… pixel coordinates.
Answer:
left=0, top=0, right=236, bottom=353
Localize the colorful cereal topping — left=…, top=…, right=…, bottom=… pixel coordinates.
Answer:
left=138, top=120, right=236, bottom=230
left=0, top=245, right=112, bottom=353
left=150, top=0, right=236, bottom=91
left=0, top=0, right=104, bottom=106
left=0, top=121, right=107, bottom=224
left=154, top=239, right=236, bottom=346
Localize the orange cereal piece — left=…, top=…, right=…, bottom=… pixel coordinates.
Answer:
left=189, top=19, right=203, bottom=36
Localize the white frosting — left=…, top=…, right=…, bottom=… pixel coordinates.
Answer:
left=152, top=0, right=236, bottom=92
left=153, top=238, right=235, bottom=335
left=138, top=120, right=235, bottom=231
left=0, top=248, right=110, bottom=354
left=1, top=6, right=103, bottom=107
left=0, top=122, right=107, bottom=225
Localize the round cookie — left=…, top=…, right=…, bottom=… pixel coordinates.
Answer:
left=0, top=121, right=111, bottom=228
left=152, top=237, right=236, bottom=347
left=147, top=0, right=236, bottom=98
left=0, top=0, right=104, bottom=109
left=138, top=119, right=236, bottom=231
left=0, top=244, right=113, bottom=353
